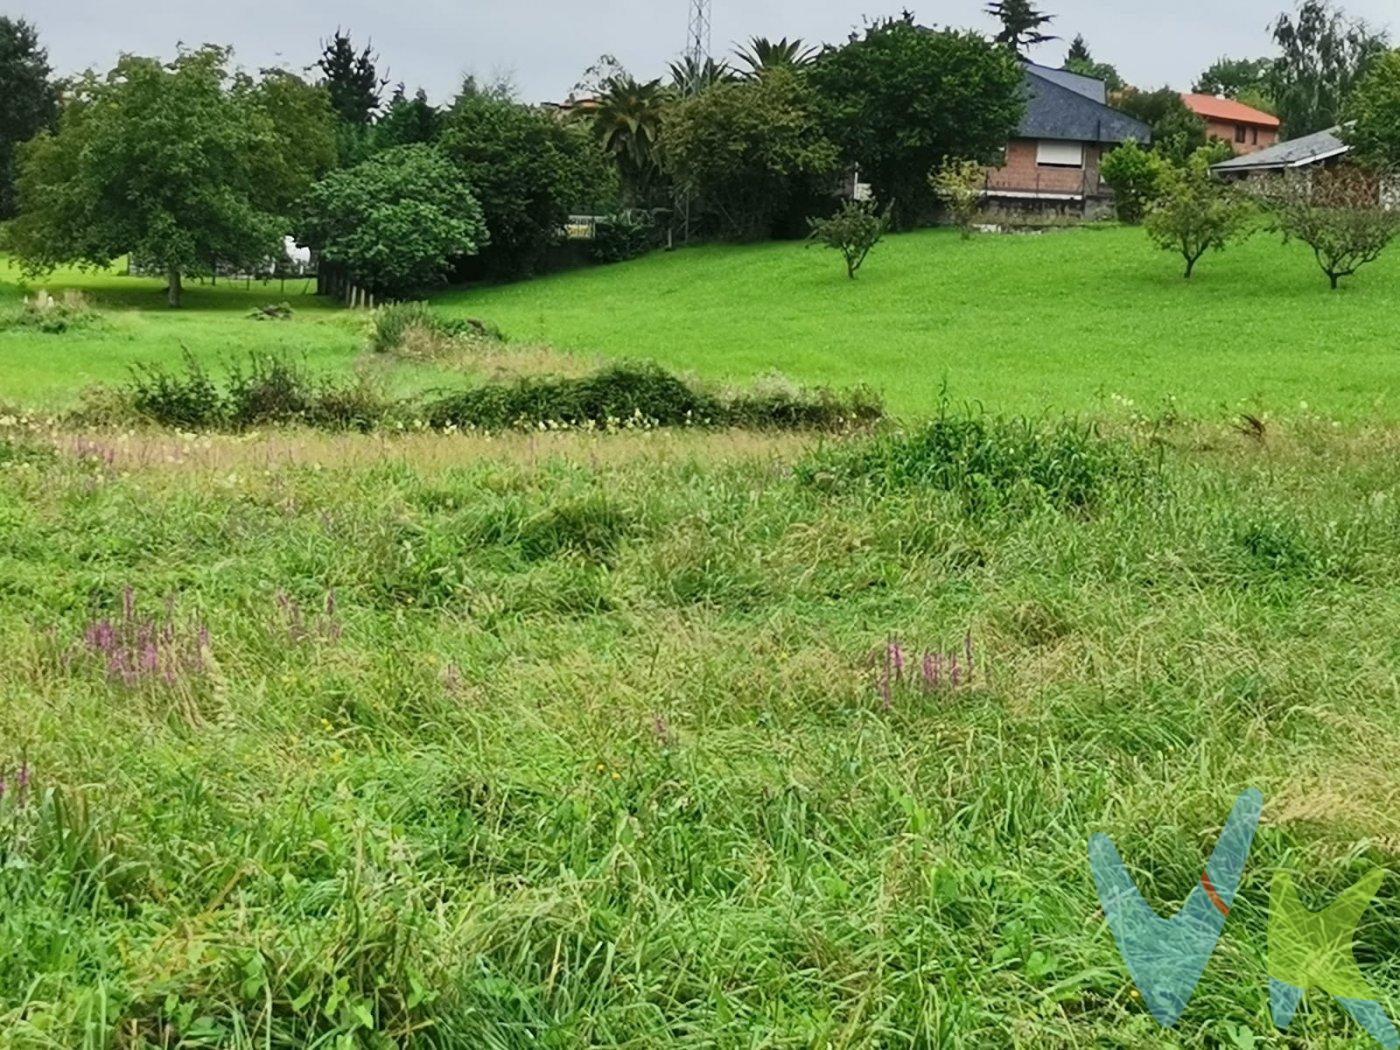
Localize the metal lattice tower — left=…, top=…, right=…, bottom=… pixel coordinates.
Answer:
left=686, top=0, right=712, bottom=66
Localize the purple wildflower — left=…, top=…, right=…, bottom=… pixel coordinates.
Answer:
left=887, top=639, right=906, bottom=681
left=964, top=632, right=974, bottom=682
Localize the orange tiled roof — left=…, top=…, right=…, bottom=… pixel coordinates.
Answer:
left=1181, top=93, right=1281, bottom=128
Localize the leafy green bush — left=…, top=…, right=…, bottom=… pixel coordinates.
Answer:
left=424, top=364, right=883, bottom=432
left=128, top=353, right=225, bottom=428
left=724, top=382, right=884, bottom=430
left=110, top=357, right=879, bottom=434
left=1100, top=142, right=1171, bottom=224
left=125, top=352, right=391, bottom=430
left=795, top=407, right=1152, bottom=513
left=424, top=363, right=720, bottom=430
left=587, top=212, right=657, bottom=264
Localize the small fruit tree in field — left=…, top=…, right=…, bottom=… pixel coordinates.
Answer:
left=1144, top=154, right=1254, bottom=278
left=807, top=199, right=891, bottom=279
left=1262, top=164, right=1400, bottom=289
left=929, top=158, right=985, bottom=238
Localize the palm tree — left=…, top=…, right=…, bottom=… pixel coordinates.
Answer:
left=667, top=55, right=733, bottom=96
left=734, top=36, right=818, bottom=77
left=592, top=75, right=668, bottom=205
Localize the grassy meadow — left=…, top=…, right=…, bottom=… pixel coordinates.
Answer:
left=6, top=224, right=1400, bottom=421
left=450, top=226, right=1400, bottom=422
left=2, top=229, right=1400, bottom=1047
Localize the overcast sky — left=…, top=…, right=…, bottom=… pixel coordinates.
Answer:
left=11, top=1, right=1398, bottom=105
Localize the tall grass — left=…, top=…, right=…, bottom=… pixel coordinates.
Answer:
left=2, top=416, right=1399, bottom=1045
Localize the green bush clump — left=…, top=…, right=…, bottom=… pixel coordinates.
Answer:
left=725, top=383, right=883, bottom=430
left=424, top=363, right=718, bottom=430
left=368, top=301, right=503, bottom=355
left=795, top=407, right=1153, bottom=512
left=128, top=354, right=225, bottom=428
left=126, top=352, right=391, bottom=431
left=424, top=364, right=882, bottom=432
left=111, top=356, right=879, bottom=434
left=586, top=212, right=658, bottom=265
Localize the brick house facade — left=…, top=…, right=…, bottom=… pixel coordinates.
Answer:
left=1181, top=94, right=1280, bottom=155
left=982, top=64, right=1151, bottom=217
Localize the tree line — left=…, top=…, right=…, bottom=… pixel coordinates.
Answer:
left=0, top=3, right=1398, bottom=304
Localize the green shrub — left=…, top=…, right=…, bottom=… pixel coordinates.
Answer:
left=587, top=212, right=658, bottom=264
left=369, top=301, right=503, bottom=355
left=425, top=363, right=720, bottom=430
left=724, top=382, right=883, bottom=430
left=1100, top=142, right=1170, bottom=224
left=424, top=363, right=883, bottom=432
left=224, top=353, right=317, bottom=426
left=795, top=407, right=1152, bottom=513
left=110, top=357, right=878, bottom=434
left=124, top=352, right=391, bottom=430
left=129, top=353, right=225, bottom=428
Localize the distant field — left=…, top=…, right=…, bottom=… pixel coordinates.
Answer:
left=5, top=226, right=1399, bottom=423
left=446, top=225, right=1400, bottom=422
left=0, top=260, right=465, bottom=407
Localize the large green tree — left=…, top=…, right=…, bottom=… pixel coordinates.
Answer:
left=440, top=86, right=603, bottom=277
left=662, top=69, right=837, bottom=240
left=808, top=15, right=1024, bottom=228
left=1115, top=87, right=1210, bottom=165
left=1061, top=35, right=1124, bottom=92
left=374, top=85, right=442, bottom=149
left=0, top=16, right=58, bottom=219
left=10, top=47, right=333, bottom=306
left=1195, top=56, right=1274, bottom=99
left=299, top=144, right=487, bottom=296
left=1344, top=49, right=1400, bottom=166
left=1268, top=0, right=1388, bottom=136
left=316, top=30, right=384, bottom=126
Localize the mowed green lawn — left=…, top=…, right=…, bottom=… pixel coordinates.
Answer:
left=0, top=260, right=466, bottom=407
left=445, top=225, right=1400, bottom=421
left=5, top=225, right=1399, bottom=421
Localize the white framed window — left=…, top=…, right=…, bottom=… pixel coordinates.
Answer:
left=1036, top=140, right=1084, bottom=168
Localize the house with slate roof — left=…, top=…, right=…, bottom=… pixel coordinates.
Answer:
left=981, top=62, right=1151, bottom=218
